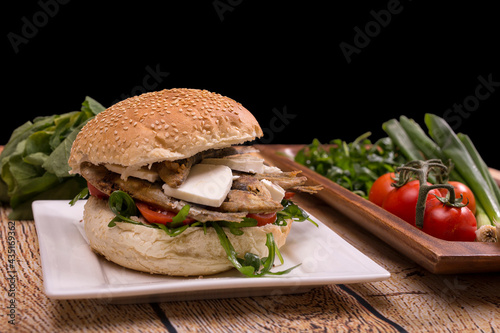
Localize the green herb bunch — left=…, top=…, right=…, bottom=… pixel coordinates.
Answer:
left=295, top=132, right=406, bottom=199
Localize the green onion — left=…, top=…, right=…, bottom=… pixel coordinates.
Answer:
left=425, top=113, right=500, bottom=224
left=475, top=202, right=498, bottom=242
left=394, top=116, right=466, bottom=184
left=458, top=133, right=500, bottom=206
left=382, top=119, right=422, bottom=162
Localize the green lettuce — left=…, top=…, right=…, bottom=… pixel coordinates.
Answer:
left=0, top=97, right=105, bottom=219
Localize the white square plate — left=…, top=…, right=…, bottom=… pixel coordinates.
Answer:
left=33, top=200, right=390, bottom=304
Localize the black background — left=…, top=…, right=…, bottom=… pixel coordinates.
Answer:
left=4, top=1, right=500, bottom=167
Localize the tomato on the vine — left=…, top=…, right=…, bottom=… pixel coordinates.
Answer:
left=422, top=197, right=477, bottom=241
left=369, top=173, right=396, bottom=206
left=438, top=181, right=476, bottom=215
left=382, top=180, right=441, bottom=226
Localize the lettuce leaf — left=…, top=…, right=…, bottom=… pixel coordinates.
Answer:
left=0, top=96, right=105, bottom=219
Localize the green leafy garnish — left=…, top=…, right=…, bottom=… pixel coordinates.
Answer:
left=0, top=96, right=105, bottom=219
left=216, top=217, right=258, bottom=235
left=276, top=199, right=317, bottom=227
left=108, top=190, right=139, bottom=226
left=211, top=222, right=300, bottom=277
left=171, top=204, right=191, bottom=226
left=295, top=132, right=406, bottom=199
left=105, top=191, right=302, bottom=277
left=106, top=191, right=197, bottom=235
left=69, top=187, right=89, bottom=206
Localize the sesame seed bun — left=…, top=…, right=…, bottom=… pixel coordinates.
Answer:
left=83, top=196, right=292, bottom=276
left=68, top=88, right=263, bottom=173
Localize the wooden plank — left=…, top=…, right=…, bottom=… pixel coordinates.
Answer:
left=1, top=145, right=499, bottom=332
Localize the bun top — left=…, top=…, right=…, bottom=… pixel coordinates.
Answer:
left=68, top=88, right=263, bottom=172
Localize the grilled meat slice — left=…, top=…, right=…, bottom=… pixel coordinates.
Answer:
left=220, top=190, right=282, bottom=213
left=157, top=159, right=193, bottom=188
left=157, top=146, right=259, bottom=188
left=80, top=163, right=247, bottom=222
left=219, top=175, right=283, bottom=213
left=252, top=171, right=322, bottom=194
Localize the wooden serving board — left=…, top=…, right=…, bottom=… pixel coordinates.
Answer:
left=255, top=144, right=500, bottom=274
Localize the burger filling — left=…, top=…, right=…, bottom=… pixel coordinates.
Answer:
left=78, top=147, right=321, bottom=224
left=74, top=146, right=322, bottom=276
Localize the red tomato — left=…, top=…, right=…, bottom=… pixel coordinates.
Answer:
left=369, top=173, right=396, bottom=206
left=382, top=180, right=441, bottom=226
left=438, top=181, right=476, bottom=215
left=246, top=212, right=277, bottom=226
left=87, top=181, right=108, bottom=199
left=422, top=197, right=477, bottom=241
left=136, top=201, right=195, bottom=225
left=284, top=192, right=295, bottom=200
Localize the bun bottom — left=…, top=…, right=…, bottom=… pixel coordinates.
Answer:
left=83, top=196, right=292, bottom=276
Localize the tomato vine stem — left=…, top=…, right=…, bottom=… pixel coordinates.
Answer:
left=394, top=159, right=467, bottom=229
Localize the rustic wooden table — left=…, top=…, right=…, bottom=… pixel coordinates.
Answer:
left=1, top=189, right=499, bottom=333
left=1, top=141, right=499, bottom=333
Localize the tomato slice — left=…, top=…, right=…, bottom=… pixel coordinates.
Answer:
left=136, top=201, right=195, bottom=225
left=284, top=192, right=295, bottom=200
left=246, top=212, right=277, bottom=226
left=87, top=181, right=109, bottom=199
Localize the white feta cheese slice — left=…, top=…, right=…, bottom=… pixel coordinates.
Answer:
left=202, top=154, right=265, bottom=174
left=261, top=179, right=285, bottom=202
left=162, top=164, right=233, bottom=207
left=105, top=164, right=159, bottom=182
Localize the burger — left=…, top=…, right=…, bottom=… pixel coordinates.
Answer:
left=68, top=88, right=320, bottom=277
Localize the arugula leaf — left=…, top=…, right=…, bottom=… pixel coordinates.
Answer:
left=216, top=218, right=258, bottom=235
left=108, top=190, right=142, bottom=225
left=211, top=222, right=300, bottom=277
left=170, top=204, right=191, bottom=226
left=105, top=191, right=300, bottom=277
left=69, top=187, right=89, bottom=206
left=210, top=222, right=256, bottom=276
left=295, top=133, right=407, bottom=199
left=108, top=190, right=137, bottom=217
left=106, top=191, right=200, bottom=236
left=276, top=199, right=317, bottom=227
